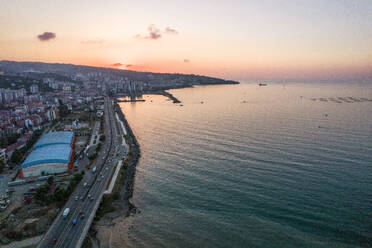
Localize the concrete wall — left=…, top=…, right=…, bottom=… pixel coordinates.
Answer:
left=22, top=162, right=68, bottom=177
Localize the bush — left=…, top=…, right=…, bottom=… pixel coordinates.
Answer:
left=88, top=153, right=98, bottom=161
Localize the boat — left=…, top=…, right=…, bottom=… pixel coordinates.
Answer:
left=258, top=83, right=267, bottom=86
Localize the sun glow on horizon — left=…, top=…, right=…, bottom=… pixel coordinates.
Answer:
left=1, top=0, right=372, bottom=81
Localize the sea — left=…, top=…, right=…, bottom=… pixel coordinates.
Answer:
left=115, top=82, right=372, bottom=248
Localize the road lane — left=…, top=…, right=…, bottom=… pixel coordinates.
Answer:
left=39, top=97, right=125, bottom=248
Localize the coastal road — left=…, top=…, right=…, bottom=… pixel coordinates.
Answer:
left=38, top=96, right=128, bottom=248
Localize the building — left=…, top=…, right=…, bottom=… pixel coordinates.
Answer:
left=62, top=85, right=71, bottom=92
left=0, top=149, right=5, bottom=162
left=30, top=84, right=38, bottom=94
left=19, top=131, right=75, bottom=177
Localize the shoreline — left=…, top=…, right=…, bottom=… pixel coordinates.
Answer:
left=116, top=89, right=181, bottom=103
left=88, top=100, right=141, bottom=247
left=89, top=83, right=236, bottom=246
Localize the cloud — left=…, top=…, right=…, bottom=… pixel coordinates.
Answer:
left=184, top=59, right=190, bottom=63
left=81, top=39, right=105, bottom=45
left=165, top=27, right=178, bottom=34
left=136, top=25, right=162, bottom=40
left=126, top=64, right=133, bottom=68
left=37, top=32, right=56, bottom=41
left=110, top=63, right=124, bottom=67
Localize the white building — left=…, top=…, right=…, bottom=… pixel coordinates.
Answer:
left=30, top=84, right=38, bottom=94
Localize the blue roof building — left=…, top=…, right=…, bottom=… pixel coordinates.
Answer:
left=21, top=144, right=72, bottom=169
left=34, top=131, right=74, bottom=149
left=20, top=131, right=75, bottom=177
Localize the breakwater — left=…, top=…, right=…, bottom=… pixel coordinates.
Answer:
left=114, top=102, right=141, bottom=209
left=145, top=90, right=181, bottom=103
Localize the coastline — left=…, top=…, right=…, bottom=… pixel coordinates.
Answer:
left=89, top=82, right=239, bottom=247
left=117, top=90, right=182, bottom=104
left=88, top=101, right=141, bottom=247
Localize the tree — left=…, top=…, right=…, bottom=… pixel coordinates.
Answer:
left=0, top=137, right=8, bottom=148
left=58, top=104, right=70, bottom=118
left=35, top=184, right=49, bottom=203
left=10, top=149, right=22, bottom=165
left=47, top=176, right=54, bottom=186
left=0, top=159, right=5, bottom=173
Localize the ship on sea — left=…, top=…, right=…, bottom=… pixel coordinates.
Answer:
left=258, top=83, right=267, bottom=86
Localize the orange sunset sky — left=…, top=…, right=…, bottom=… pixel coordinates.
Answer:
left=1, top=0, right=372, bottom=81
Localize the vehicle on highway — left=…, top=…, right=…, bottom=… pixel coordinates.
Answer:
left=81, top=214, right=85, bottom=219
left=75, top=196, right=78, bottom=201
left=83, top=182, right=88, bottom=187
left=63, top=208, right=70, bottom=217
left=73, top=218, right=77, bottom=225
left=97, top=178, right=101, bottom=182
left=90, top=196, right=94, bottom=201
left=92, top=166, right=97, bottom=173
left=79, top=210, right=84, bottom=215
left=52, top=238, right=57, bottom=244
left=88, top=194, right=91, bottom=199
left=80, top=196, right=83, bottom=200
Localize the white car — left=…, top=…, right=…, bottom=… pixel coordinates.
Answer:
left=83, top=182, right=88, bottom=187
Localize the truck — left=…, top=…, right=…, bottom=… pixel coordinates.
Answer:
left=62, top=208, right=70, bottom=218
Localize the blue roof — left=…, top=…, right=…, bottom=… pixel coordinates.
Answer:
left=21, top=144, right=72, bottom=169
left=34, top=131, right=74, bottom=149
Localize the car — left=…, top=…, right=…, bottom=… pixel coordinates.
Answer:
left=97, top=178, right=101, bottom=182
left=90, top=197, right=94, bottom=201
left=105, top=167, right=108, bottom=170
left=101, top=175, right=104, bottom=179
left=73, top=218, right=77, bottom=225
left=83, top=182, right=88, bottom=187
left=88, top=194, right=91, bottom=199
left=52, top=238, right=57, bottom=244
left=79, top=210, right=84, bottom=215
left=81, top=214, right=85, bottom=219
left=80, top=196, right=83, bottom=200
left=75, top=196, right=79, bottom=201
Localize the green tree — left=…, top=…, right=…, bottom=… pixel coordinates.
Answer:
left=58, top=104, right=70, bottom=118
left=47, top=176, right=54, bottom=186
left=10, top=149, right=22, bottom=165
left=35, top=184, right=49, bottom=203
left=0, top=159, right=5, bottom=173
left=0, top=136, right=8, bottom=148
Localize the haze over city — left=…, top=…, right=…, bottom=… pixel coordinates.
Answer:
left=1, top=0, right=372, bottom=80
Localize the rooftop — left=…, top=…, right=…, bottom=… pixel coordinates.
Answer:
left=21, top=144, right=72, bottom=169
left=34, top=131, right=74, bottom=149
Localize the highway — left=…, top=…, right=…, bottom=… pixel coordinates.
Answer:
left=38, top=96, right=128, bottom=248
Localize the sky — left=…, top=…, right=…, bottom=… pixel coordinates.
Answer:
left=0, top=0, right=371, bottom=81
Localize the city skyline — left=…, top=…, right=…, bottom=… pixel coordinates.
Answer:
left=1, top=0, right=372, bottom=81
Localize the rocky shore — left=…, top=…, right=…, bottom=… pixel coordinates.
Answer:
left=88, top=101, right=141, bottom=247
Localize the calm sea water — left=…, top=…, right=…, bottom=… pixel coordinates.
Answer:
left=116, top=82, right=372, bottom=248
